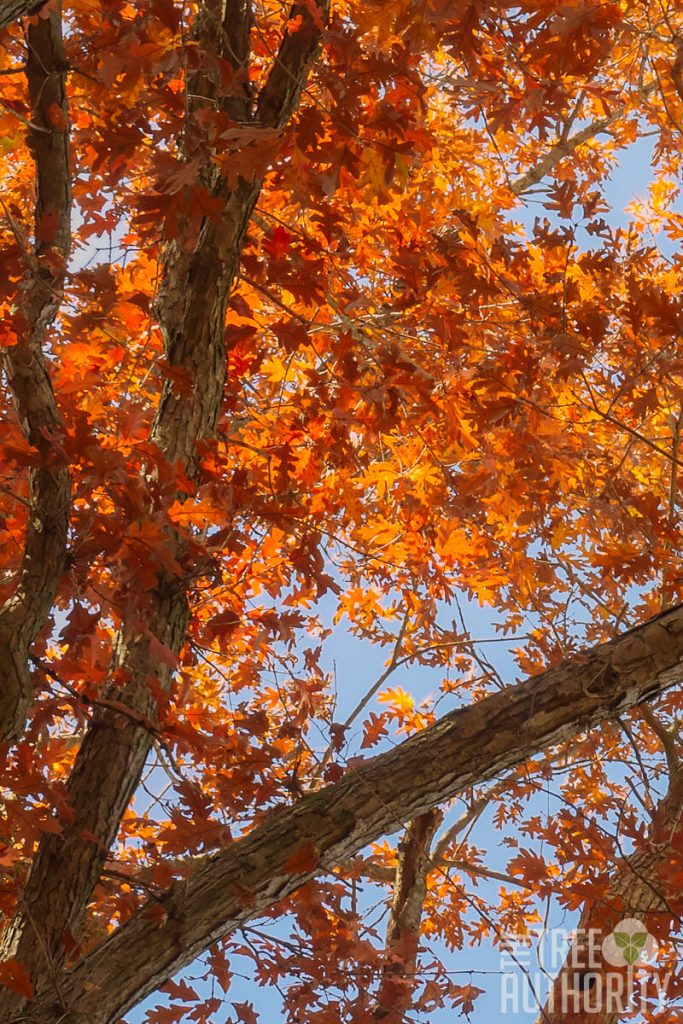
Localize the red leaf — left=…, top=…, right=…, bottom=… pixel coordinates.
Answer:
left=0, top=959, right=34, bottom=999
left=263, top=226, right=292, bottom=260
left=233, top=1001, right=259, bottom=1024
left=283, top=841, right=319, bottom=874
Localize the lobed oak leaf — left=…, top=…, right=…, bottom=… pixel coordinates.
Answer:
left=162, top=978, right=199, bottom=1002
left=450, top=982, right=484, bottom=1015
left=232, top=1001, right=259, bottom=1024
left=508, top=848, right=550, bottom=885
left=361, top=711, right=389, bottom=749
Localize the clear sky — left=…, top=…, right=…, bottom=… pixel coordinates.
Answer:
left=126, top=136, right=674, bottom=1024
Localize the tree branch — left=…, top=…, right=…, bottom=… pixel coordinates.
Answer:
left=373, top=811, right=442, bottom=1022
left=0, top=2, right=71, bottom=742
left=0, top=0, right=331, bottom=1010
left=509, top=86, right=656, bottom=197
left=256, top=0, right=329, bottom=129
left=14, top=600, right=683, bottom=1024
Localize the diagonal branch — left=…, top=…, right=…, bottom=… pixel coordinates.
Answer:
left=256, top=0, right=327, bottom=129
left=14, top=600, right=683, bottom=1024
left=0, top=3, right=71, bottom=742
left=509, top=86, right=656, bottom=197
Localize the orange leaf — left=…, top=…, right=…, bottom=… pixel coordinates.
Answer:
left=0, top=959, right=34, bottom=999
left=283, top=842, right=319, bottom=874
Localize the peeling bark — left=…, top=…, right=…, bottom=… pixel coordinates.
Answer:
left=0, top=5, right=71, bottom=742
left=8, top=601, right=683, bottom=1024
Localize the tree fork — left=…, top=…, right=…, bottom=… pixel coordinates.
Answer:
left=0, top=0, right=331, bottom=1007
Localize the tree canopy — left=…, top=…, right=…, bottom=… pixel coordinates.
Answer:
left=1, top=1, right=683, bottom=1022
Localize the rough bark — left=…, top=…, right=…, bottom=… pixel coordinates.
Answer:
left=374, top=812, right=442, bottom=1022
left=9, top=601, right=683, bottom=1024
left=0, top=0, right=330, bottom=1006
left=0, top=5, right=71, bottom=741
left=0, top=0, right=46, bottom=29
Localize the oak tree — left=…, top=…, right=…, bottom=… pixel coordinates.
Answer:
left=1, top=2, right=683, bottom=1023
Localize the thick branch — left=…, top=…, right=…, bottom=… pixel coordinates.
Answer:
left=0, top=4, right=71, bottom=741
left=15, top=601, right=683, bottom=1024
left=374, top=812, right=441, bottom=1022
left=257, top=0, right=329, bottom=129
left=0, top=0, right=330, bottom=1007
left=0, top=0, right=46, bottom=29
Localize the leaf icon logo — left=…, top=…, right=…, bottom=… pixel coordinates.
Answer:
left=602, top=920, right=657, bottom=967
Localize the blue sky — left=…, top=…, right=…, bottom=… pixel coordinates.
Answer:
left=125, top=136, right=679, bottom=1024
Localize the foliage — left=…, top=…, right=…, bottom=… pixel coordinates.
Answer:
left=1, top=1, right=683, bottom=1022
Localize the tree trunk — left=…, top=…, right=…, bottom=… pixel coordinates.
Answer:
left=0, top=0, right=330, bottom=1004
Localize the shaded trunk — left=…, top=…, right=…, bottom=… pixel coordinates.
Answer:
left=0, top=0, right=46, bottom=29
left=0, top=5, right=71, bottom=742
left=0, top=0, right=331, bottom=1008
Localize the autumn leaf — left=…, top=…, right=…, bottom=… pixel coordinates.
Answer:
left=283, top=842, right=320, bottom=874
left=0, top=960, right=33, bottom=999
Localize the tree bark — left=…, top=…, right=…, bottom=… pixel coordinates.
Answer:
left=374, top=812, right=442, bottom=1022
left=9, top=600, right=683, bottom=1024
left=0, top=0, right=330, bottom=1004
left=0, top=0, right=46, bottom=29
left=0, top=4, right=71, bottom=742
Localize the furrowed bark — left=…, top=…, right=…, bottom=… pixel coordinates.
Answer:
left=0, top=0, right=330, bottom=1008
left=0, top=5, right=71, bottom=742
left=373, top=812, right=441, bottom=1023
left=14, top=601, right=683, bottom=1024
left=0, top=0, right=46, bottom=29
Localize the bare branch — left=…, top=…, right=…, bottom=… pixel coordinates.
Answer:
left=510, top=86, right=656, bottom=197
